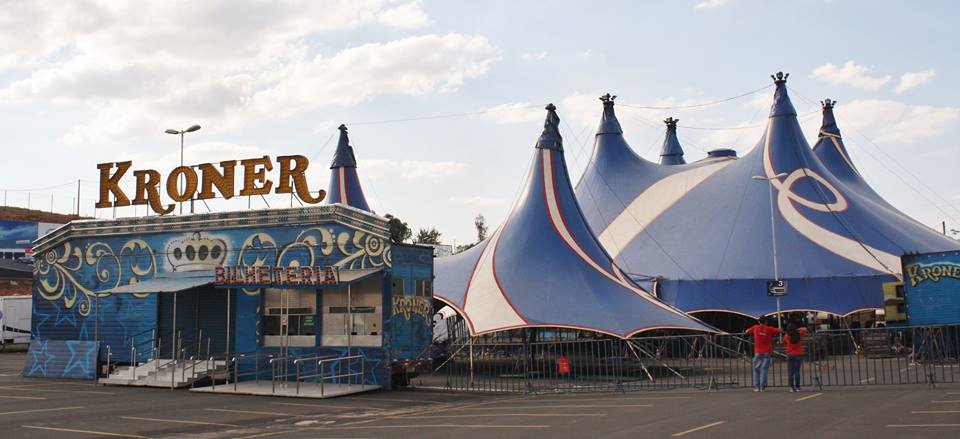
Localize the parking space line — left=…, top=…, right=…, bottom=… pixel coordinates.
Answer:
left=912, top=411, right=960, bottom=414
left=672, top=421, right=725, bottom=437
left=309, top=424, right=550, bottom=430
left=0, top=385, right=114, bottom=395
left=795, top=393, right=822, bottom=402
left=0, top=406, right=84, bottom=416
left=204, top=408, right=308, bottom=417
left=404, top=413, right=606, bottom=418
left=888, top=424, right=960, bottom=428
left=533, top=396, right=690, bottom=401
left=120, top=416, right=241, bottom=427
left=0, top=394, right=46, bottom=400
left=931, top=400, right=960, bottom=403
left=448, top=404, right=653, bottom=410
left=21, top=425, right=149, bottom=438
left=271, top=401, right=385, bottom=410
left=344, top=396, right=446, bottom=404
left=859, top=377, right=875, bottom=383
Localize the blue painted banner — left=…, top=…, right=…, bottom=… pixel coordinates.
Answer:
left=22, top=339, right=100, bottom=380
left=903, top=250, right=960, bottom=325
left=0, top=220, right=37, bottom=250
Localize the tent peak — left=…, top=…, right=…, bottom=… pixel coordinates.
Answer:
left=338, top=123, right=347, bottom=131
left=819, top=98, right=841, bottom=137
left=536, top=103, right=563, bottom=151
left=771, top=71, right=789, bottom=85
left=330, top=123, right=357, bottom=169
left=597, top=93, right=624, bottom=135
left=664, top=117, right=679, bottom=129
left=599, top=93, right=617, bottom=105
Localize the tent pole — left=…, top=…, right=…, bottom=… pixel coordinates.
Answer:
left=226, top=288, right=231, bottom=363
left=171, top=291, right=177, bottom=390
left=347, top=284, right=352, bottom=359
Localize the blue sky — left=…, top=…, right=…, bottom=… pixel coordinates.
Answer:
left=1, top=0, right=958, bottom=245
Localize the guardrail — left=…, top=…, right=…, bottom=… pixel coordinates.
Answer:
left=433, top=324, right=960, bottom=393
left=293, top=354, right=366, bottom=396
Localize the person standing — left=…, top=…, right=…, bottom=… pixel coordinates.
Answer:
left=784, top=322, right=809, bottom=392
left=745, top=318, right=780, bottom=392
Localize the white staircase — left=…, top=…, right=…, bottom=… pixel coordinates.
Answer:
left=100, top=359, right=226, bottom=388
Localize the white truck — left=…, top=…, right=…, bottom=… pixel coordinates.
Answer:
left=0, top=295, right=31, bottom=349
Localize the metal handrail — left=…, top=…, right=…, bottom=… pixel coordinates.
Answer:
left=295, top=354, right=366, bottom=396
left=230, top=351, right=275, bottom=391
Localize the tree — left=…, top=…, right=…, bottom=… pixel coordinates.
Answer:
left=474, top=214, right=488, bottom=242
left=384, top=214, right=411, bottom=243
left=414, top=227, right=442, bottom=245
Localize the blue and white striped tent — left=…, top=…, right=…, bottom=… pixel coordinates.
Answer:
left=575, top=73, right=960, bottom=318
left=326, top=124, right=370, bottom=211
left=434, top=104, right=715, bottom=337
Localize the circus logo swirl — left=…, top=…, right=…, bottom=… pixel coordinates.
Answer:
left=35, top=239, right=158, bottom=315
left=762, top=135, right=901, bottom=275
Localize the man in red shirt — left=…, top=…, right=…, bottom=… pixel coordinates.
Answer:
left=744, top=318, right=780, bottom=392
left=784, top=322, right=809, bottom=392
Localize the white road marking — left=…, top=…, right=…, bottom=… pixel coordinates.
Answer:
left=204, top=407, right=306, bottom=417
left=888, top=424, right=960, bottom=428
left=0, top=406, right=84, bottom=416
left=0, top=395, right=46, bottom=400
left=912, top=411, right=960, bottom=414
left=21, top=425, right=148, bottom=438
left=672, top=420, right=726, bottom=437
left=448, top=404, right=653, bottom=410
left=795, top=393, right=823, bottom=402
left=120, top=416, right=241, bottom=427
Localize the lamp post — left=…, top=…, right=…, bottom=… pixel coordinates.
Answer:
left=753, top=172, right=788, bottom=330
left=165, top=125, right=201, bottom=214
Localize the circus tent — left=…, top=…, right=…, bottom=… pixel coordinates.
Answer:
left=326, top=124, right=371, bottom=211
left=575, top=73, right=960, bottom=318
left=433, top=104, right=715, bottom=337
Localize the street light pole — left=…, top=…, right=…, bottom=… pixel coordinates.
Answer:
left=165, top=125, right=201, bottom=215
left=753, top=172, right=788, bottom=330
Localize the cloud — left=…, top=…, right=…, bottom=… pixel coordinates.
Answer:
left=450, top=196, right=510, bottom=207
left=810, top=61, right=892, bottom=91
left=894, top=69, right=936, bottom=94
left=836, top=99, right=960, bottom=145
left=360, top=159, right=467, bottom=180
left=0, top=1, right=499, bottom=146
left=695, top=0, right=728, bottom=9
left=521, top=51, right=548, bottom=62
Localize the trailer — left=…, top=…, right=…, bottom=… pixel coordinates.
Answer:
left=0, top=295, right=31, bottom=348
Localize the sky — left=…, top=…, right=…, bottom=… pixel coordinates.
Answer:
left=1, top=0, right=959, bottom=246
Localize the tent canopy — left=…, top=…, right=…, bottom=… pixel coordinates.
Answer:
left=575, top=73, right=960, bottom=317
left=326, top=124, right=371, bottom=211
left=435, top=104, right=716, bottom=337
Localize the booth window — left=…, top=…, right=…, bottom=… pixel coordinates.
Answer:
left=322, top=276, right=383, bottom=347
left=415, top=279, right=432, bottom=297
left=263, top=288, right=317, bottom=348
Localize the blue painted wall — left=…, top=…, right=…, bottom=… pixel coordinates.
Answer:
left=389, top=244, right=434, bottom=361
left=32, top=220, right=395, bottom=382
left=903, top=250, right=960, bottom=325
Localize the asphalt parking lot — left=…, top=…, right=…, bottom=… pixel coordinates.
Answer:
left=1, top=352, right=959, bottom=438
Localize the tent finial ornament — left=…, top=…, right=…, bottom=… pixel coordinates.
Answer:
left=821, top=98, right=836, bottom=109
left=599, top=93, right=617, bottom=104
left=338, top=124, right=347, bottom=131
left=664, top=117, right=679, bottom=128
left=771, top=71, right=789, bottom=84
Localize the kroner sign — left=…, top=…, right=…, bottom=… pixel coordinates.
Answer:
left=96, top=155, right=326, bottom=215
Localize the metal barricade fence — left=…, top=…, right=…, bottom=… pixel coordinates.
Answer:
left=432, top=325, right=960, bottom=393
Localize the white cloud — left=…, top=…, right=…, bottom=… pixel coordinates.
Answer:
left=810, top=61, right=892, bottom=91
left=695, top=0, right=728, bottom=9
left=0, top=1, right=500, bottom=146
left=894, top=69, right=936, bottom=94
left=375, top=0, right=433, bottom=28
left=521, top=51, right=548, bottom=62
left=360, top=159, right=467, bottom=180
left=450, top=196, right=510, bottom=207
left=836, top=99, right=960, bottom=145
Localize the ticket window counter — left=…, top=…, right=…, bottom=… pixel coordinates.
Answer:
left=263, top=288, right=317, bottom=348
left=322, top=276, right=383, bottom=347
